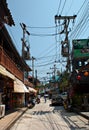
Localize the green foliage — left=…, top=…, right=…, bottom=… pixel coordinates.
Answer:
left=59, top=71, right=69, bottom=91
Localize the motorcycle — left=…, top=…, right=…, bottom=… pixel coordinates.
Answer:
left=27, top=99, right=35, bottom=108
left=36, top=98, right=40, bottom=104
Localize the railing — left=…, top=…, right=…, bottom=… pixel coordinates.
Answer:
left=0, top=46, right=24, bottom=81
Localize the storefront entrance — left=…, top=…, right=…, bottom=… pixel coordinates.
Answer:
left=0, top=74, right=14, bottom=111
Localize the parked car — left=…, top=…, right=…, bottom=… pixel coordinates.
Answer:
left=51, top=96, right=63, bottom=106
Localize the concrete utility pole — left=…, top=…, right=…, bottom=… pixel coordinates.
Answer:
left=35, top=70, right=37, bottom=80
left=20, top=23, right=30, bottom=59
left=55, top=15, right=77, bottom=72
left=31, top=56, right=36, bottom=86
left=50, top=64, right=56, bottom=78
left=35, top=70, right=37, bottom=85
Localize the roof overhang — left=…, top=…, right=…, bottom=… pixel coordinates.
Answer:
left=0, top=0, right=15, bottom=26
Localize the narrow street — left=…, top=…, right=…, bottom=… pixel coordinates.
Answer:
left=10, top=98, right=89, bottom=130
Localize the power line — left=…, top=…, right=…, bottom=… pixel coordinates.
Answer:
left=6, top=25, right=21, bottom=53
left=60, top=0, right=67, bottom=15
left=65, top=0, right=73, bottom=15
left=57, top=0, right=61, bottom=15
left=70, top=2, right=89, bottom=39
left=35, top=61, right=56, bottom=67
left=27, top=25, right=62, bottom=29
left=36, top=54, right=58, bottom=60
left=35, top=55, right=56, bottom=66
left=76, top=0, right=87, bottom=15
left=30, top=32, right=60, bottom=37
left=36, top=42, right=57, bottom=58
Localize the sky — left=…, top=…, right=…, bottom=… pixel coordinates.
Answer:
left=6, top=0, right=88, bottom=82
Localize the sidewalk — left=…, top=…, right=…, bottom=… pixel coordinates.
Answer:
left=0, top=107, right=28, bottom=130
left=73, top=107, right=89, bottom=120
left=79, top=112, right=89, bottom=120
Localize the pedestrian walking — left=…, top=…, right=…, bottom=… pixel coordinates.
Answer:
left=44, top=94, right=47, bottom=103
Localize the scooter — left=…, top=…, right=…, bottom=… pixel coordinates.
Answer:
left=36, top=98, right=40, bottom=104
left=27, top=100, right=35, bottom=108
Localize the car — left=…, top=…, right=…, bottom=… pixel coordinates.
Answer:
left=51, top=96, right=63, bottom=106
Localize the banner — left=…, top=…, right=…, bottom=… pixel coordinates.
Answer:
left=72, top=39, right=89, bottom=58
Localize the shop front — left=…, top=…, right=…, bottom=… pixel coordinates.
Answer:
left=0, top=65, right=31, bottom=113
left=12, top=78, right=29, bottom=108
left=0, top=65, right=15, bottom=112
left=0, top=76, right=14, bottom=111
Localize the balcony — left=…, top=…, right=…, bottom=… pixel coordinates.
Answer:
left=0, top=46, right=24, bottom=81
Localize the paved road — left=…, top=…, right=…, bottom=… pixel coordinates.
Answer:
left=10, top=98, right=89, bottom=130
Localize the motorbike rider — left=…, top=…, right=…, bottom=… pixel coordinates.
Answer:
left=28, top=97, right=35, bottom=108
left=36, top=94, right=40, bottom=103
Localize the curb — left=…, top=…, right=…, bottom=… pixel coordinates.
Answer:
left=79, top=112, right=89, bottom=120
left=73, top=108, right=89, bottom=120
left=5, top=108, right=28, bottom=130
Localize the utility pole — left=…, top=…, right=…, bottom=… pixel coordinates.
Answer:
left=35, top=70, right=37, bottom=80
left=20, top=23, right=30, bottom=60
left=20, top=23, right=30, bottom=106
left=53, top=64, right=56, bottom=78
left=50, top=64, right=57, bottom=82
left=31, top=56, right=36, bottom=86
left=55, top=15, right=77, bottom=72
left=50, top=64, right=56, bottom=77
left=35, top=70, right=37, bottom=86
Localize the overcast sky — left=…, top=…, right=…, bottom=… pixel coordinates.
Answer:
left=6, top=0, right=88, bottom=81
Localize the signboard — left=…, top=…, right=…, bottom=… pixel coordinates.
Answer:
left=72, top=39, right=89, bottom=58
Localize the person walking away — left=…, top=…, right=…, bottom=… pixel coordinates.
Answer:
left=44, top=94, right=47, bottom=103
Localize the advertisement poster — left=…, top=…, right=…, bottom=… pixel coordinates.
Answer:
left=72, top=39, right=89, bottom=58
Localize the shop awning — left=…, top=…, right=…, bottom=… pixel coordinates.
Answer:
left=28, top=87, right=37, bottom=93
left=23, top=85, right=29, bottom=93
left=13, top=78, right=29, bottom=93
left=0, top=65, right=7, bottom=76
left=0, top=65, right=15, bottom=79
left=6, top=70, right=15, bottom=80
